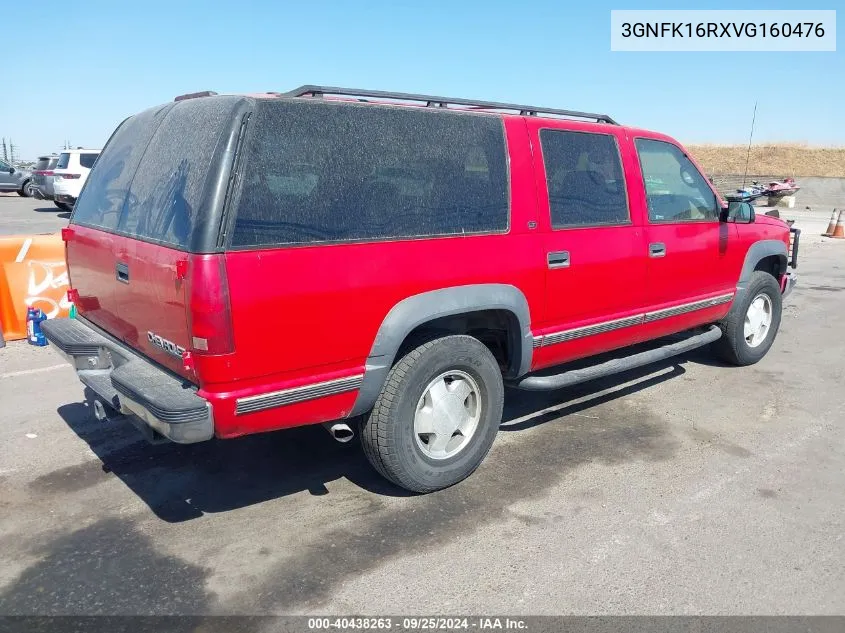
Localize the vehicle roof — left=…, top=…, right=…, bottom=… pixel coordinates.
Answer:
left=174, top=87, right=684, bottom=148
left=185, top=85, right=620, bottom=126
left=59, top=148, right=103, bottom=153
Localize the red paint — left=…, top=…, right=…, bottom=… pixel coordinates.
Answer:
left=63, top=106, right=791, bottom=441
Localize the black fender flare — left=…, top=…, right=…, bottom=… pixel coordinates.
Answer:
left=349, top=284, right=533, bottom=417
left=734, top=239, right=788, bottom=306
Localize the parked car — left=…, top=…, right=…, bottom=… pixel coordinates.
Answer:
left=31, top=154, right=60, bottom=201
left=43, top=86, right=798, bottom=493
left=52, top=149, right=102, bottom=210
left=0, top=158, right=33, bottom=196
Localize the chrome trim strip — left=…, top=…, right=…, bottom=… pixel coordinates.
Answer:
left=535, top=294, right=735, bottom=348
left=541, top=314, right=644, bottom=348
left=643, top=293, right=734, bottom=323
left=235, top=374, right=364, bottom=415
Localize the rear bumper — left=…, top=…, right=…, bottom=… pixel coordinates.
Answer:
left=41, top=317, right=213, bottom=444
left=54, top=193, right=76, bottom=205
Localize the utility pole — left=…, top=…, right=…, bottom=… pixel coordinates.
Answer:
left=9, top=140, right=16, bottom=165
left=1, top=138, right=7, bottom=162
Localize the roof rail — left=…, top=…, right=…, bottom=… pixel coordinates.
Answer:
left=174, top=90, right=218, bottom=102
left=284, top=85, right=618, bottom=125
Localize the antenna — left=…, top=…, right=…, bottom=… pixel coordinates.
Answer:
left=742, top=101, right=758, bottom=189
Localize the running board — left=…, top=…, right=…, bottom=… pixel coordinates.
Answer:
left=511, top=326, right=722, bottom=391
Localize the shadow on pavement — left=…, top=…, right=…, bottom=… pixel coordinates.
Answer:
left=54, top=350, right=696, bottom=523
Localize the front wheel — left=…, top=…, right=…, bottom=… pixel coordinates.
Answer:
left=360, top=335, right=504, bottom=493
left=714, top=271, right=782, bottom=365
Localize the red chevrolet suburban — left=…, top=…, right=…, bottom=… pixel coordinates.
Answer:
left=43, top=86, right=799, bottom=493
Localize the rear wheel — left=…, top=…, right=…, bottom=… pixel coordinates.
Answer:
left=361, top=335, right=504, bottom=493
left=54, top=201, right=71, bottom=211
left=714, top=271, right=782, bottom=366
left=18, top=180, right=33, bottom=197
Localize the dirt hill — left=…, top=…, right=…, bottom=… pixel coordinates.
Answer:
left=686, top=144, right=845, bottom=178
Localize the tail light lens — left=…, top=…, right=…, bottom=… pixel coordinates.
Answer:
left=186, top=254, right=234, bottom=355
left=57, top=173, right=81, bottom=179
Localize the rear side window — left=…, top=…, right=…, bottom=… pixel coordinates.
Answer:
left=79, top=153, right=99, bottom=169
left=231, top=100, right=509, bottom=247
left=539, top=129, right=629, bottom=228
left=56, top=153, right=70, bottom=169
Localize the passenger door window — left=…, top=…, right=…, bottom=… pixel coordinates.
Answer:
left=539, top=129, right=629, bottom=228
left=635, top=138, right=718, bottom=222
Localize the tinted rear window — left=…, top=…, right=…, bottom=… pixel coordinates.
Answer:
left=79, top=153, right=99, bottom=169
left=47, top=158, right=58, bottom=169
left=56, top=153, right=70, bottom=169
left=231, top=100, right=509, bottom=247
left=72, top=106, right=170, bottom=232
left=73, top=96, right=243, bottom=249
left=35, top=158, right=50, bottom=171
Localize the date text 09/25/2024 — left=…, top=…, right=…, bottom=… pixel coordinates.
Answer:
left=308, top=617, right=528, bottom=630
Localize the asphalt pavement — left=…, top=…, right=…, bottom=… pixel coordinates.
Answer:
left=0, top=195, right=843, bottom=616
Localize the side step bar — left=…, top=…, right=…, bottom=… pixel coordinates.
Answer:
left=511, top=325, right=722, bottom=391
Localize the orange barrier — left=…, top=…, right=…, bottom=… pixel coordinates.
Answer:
left=0, top=234, right=70, bottom=341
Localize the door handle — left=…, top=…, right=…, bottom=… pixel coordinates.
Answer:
left=547, top=251, right=570, bottom=269
left=649, top=242, right=666, bottom=258
left=116, top=262, right=130, bottom=283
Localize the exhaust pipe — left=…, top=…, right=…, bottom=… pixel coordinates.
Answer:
left=322, top=421, right=355, bottom=443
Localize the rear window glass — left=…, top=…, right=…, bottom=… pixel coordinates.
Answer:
left=231, top=100, right=509, bottom=247
left=56, top=153, right=70, bottom=169
left=72, top=105, right=171, bottom=231
left=35, top=158, right=50, bottom=171
left=79, top=153, right=99, bottom=169
left=73, top=97, right=242, bottom=248
left=47, top=158, right=58, bottom=169
left=116, top=98, right=239, bottom=248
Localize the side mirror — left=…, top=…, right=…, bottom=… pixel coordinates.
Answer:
left=725, top=201, right=755, bottom=224
left=7, top=167, right=13, bottom=174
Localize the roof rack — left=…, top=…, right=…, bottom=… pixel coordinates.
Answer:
left=174, top=90, right=218, bottom=102
left=284, top=85, right=618, bottom=125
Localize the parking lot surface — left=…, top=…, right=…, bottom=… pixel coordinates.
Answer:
left=0, top=196, right=843, bottom=615
left=0, top=193, right=70, bottom=236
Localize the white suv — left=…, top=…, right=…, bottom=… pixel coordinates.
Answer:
left=52, top=149, right=102, bottom=210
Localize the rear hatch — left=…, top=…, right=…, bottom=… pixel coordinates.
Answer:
left=65, top=96, right=248, bottom=380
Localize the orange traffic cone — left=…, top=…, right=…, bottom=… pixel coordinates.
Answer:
left=823, top=209, right=839, bottom=236
left=832, top=210, right=845, bottom=239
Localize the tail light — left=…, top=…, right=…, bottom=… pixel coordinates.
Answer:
left=56, top=173, right=81, bottom=179
left=185, top=254, right=235, bottom=355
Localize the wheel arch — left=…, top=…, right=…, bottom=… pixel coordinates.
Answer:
left=735, top=239, right=787, bottom=303
left=349, top=284, right=533, bottom=417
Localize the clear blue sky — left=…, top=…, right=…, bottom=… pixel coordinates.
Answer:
left=4, top=0, right=842, bottom=160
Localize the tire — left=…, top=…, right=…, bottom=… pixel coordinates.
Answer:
left=361, top=335, right=504, bottom=493
left=54, top=201, right=71, bottom=211
left=18, top=180, right=33, bottom=197
left=714, top=271, right=782, bottom=366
